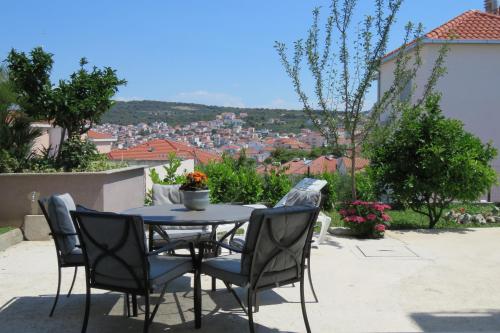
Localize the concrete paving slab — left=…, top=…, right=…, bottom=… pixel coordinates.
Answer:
left=1, top=228, right=500, bottom=332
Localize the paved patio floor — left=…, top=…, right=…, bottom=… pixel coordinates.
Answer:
left=1, top=228, right=500, bottom=333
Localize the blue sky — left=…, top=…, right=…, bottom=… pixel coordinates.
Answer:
left=1, top=0, right=481, bottom=109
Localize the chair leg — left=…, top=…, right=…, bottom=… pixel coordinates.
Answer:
left=307, top=256, right=318, bottom=303
left=149, top=283, right=168, bottom=324
left=81, top=284, right=91, bottom=333
left=132, top=294, right=138, bottom=317
left=67, top=266, right=78, bottom=297
left=49, top=266, right=62, bottom=317
left=247, top=288, right=255, bottom=333
left=194, top=271, right=202, bottom=329
left=125, top=293, right=131, bottom=317
left=143, top=292, right=150, bottom=333
left=211, top=277, right=216, bottom=291
left=253, top=292, right=259, bottom=313
left=300, top=278, right=311, bottom=333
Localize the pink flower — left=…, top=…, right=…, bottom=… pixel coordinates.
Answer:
left=375, top=224, right=386, bottom=232
left=339, top=209, right=347, bottom=216
left=372, top=204, right=385, bottom=212
left=355, top=216, right=366, bottom=223
left=367, top=213, right=377, bottom=221
left=348, top=208, right=357, bottom=215
left=352, top=200, right=362, bottom=205
left=381, top=214, right=391, bottom=221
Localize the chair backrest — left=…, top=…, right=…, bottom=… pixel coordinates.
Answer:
left=71, top=211, right=149, bottom=293
left=39, top=193, right=79, bottom=256
left=282, top=189, right=321, bottom=207
left=274, top=178, right=327, bottom=208
left=152, top=184, right=183, bottom=205
left=241, top=205, right=319, bottom=289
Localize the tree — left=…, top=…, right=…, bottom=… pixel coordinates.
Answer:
left=6, top=47, right=126, bottom=156
left=369, top=95, right=497, bottom=228
left=52, top=58, right=127, bottom=140
left=275, top=0, right=448, bottom=200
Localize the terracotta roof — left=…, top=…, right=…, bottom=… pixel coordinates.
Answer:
left=87, top=130, right=115, bottom=140
left=338, top=157, right=370, bottom=171
left=383, top=10, right=500, bottom=61
left=108, top=139, right=221, bottom=164
left=257, top=156, right=338, bottom=175
left=425, top=10, right=500, bottom=40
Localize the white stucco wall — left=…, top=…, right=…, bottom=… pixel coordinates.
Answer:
left=144, top=159, right=195, bottom=191
left=379, top=42, right=500, bottom=201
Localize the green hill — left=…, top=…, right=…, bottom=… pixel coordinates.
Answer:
left=101, top=100, right=315, bottom=132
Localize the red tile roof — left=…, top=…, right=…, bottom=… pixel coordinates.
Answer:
left=338, top=157, right=370, bottom=171
left=108, top=139, right=221, bottom=164
left=383, top=10, right=500, bottom=61
left=87, top=130, right=115, bottom=140
left=425, top=10, right=500, bottom=40
left=257, top=156, right=338, bottom=175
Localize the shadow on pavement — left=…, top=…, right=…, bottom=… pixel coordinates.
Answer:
left=411, top=310, right=500, bottom=332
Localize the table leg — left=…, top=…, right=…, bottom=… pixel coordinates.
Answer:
left=132, top=294, right=138, bottom=317
left=194, top=242, right=204, bottom=329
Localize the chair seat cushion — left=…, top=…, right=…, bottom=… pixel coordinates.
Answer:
left=201, top=254, right=248, bottom=287
left=153, top=229, right=213, bottom=249
left=61, top=247, right=84, bottom=265
left=149, top=255, right=193, bottom=289
left=201, top=253, right=301, bottom=288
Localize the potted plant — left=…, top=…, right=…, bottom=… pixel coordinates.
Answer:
left=338, top=201, right=391, bottom=238
left=180, top=171, right=210, bottom=211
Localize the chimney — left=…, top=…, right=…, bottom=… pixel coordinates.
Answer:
left=485, top=0, right=500, bottom=14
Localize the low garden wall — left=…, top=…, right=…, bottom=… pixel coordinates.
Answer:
left=0, top=166, right=146, bottom=228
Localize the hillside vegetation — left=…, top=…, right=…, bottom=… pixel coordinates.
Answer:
left=102, top=100, right=315, bottom=132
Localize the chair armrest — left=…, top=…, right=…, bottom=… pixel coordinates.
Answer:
left=202, top=240, right=245, bottom=254
left=49, top=232, right=78, bottom=236
left=244, top=204, right=268, bottom=209
left=147, top=240, right=192, bottom=256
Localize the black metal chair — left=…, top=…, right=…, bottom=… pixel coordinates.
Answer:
left=39, top=194, right=87, bottom=317
left=230, top=189, right=322, bottom=304
left=150, top=184, right=213, bottom=251
left=196, top=205, right=320, bottom=333
left=71, top=211, right=195, bottom=333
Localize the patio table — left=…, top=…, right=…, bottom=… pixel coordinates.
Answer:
left=122, top=203, right=254, bottom=328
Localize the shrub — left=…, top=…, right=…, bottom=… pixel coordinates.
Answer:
left=262, top=168, right=292, bottom=206
left=0, top=109, right=41, bottom=171
left=369, top=95, right=498, bottom=228
left=316, top=172, right=338, bottom=210
left=338, top=201, right=391, bottom=238
left=0, top=149, right=19, bottom=173
left=149, top=153, right=186, bottom=185
left=57, top=137, right=100, bottom=171
left=202, top=156, right=263, bottom=204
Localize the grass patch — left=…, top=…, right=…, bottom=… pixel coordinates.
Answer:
left=327, top=203, right=500, bottom=230
left=0, top=227, right=14, bottom=235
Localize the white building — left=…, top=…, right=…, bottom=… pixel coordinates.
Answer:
left=378, top=8, right=500, bottom=201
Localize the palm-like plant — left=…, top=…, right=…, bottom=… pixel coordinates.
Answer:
left=0, top=108, right=41, bottom=172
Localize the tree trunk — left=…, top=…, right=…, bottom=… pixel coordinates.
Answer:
left=350, top=137, right=357, bottom=201
left=57, top=127, right=67, bottom=158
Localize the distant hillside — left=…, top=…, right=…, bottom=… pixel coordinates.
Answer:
left=101, top=100, right=315, bottom=133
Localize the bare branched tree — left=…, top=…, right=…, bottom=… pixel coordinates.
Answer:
left=275, top=0, right=448, bottom=200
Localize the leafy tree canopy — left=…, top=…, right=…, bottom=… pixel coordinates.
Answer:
left=369, top=95, right=498, bottom=228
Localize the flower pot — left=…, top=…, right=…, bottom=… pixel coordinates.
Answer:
left=181, top=190, right=210, bottom=211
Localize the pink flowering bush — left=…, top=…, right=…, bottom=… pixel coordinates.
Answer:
left=338, top=201, right=391, bottom=238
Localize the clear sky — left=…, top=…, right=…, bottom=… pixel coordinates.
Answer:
left=1, top=0, right=482, bottom=109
